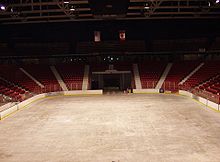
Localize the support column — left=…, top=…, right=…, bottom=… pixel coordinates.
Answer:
left=50, top=66, right=68, bottom=91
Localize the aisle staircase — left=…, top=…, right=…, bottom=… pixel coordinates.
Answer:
left=155, top=63, right=173, bottom=89
left=179, top=62, right=204, bottom=85
left=50, top=66, right=68, bottom=91
left=20, top=68, right=44, bottom=88
left=133, top=64, right=142, bottom=89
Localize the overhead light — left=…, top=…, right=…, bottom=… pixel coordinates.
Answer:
left=216, top=0, right=220, bottom=3
left=144, top=3, right=150, bottom=9
left=0, top=5, right=6, bottom=11
left=70, top=6, right=75, bottom=11
left=64, top=1, right=69, bottom=4
left=144, top=6, right=150, bottom=9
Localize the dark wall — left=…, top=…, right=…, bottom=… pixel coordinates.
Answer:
left=0, top=19, right=220, bottom=57
left=1, top=19, right=220, bottom=41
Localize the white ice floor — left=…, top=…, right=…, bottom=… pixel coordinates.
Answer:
left=0, top=94, right=220, bottom=162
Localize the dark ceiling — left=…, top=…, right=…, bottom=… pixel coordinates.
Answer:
left=0, top=0, right=220, bottom=24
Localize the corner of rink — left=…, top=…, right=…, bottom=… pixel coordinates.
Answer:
left=133, top=89, right=220, bottom=112
left=0, top=90, right=103, bottom=120
left=178, top=90, right=220, bottom=112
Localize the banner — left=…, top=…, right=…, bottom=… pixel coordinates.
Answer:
left=94, top=31, right=101, bottom=42
left=119, top=30, right=126, bottom=41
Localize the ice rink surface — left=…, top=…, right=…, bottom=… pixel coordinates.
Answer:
left=1, top=94, right=220, bottom=162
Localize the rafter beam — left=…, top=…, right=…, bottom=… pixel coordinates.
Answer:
left=0, top=0, right=219, bottom=24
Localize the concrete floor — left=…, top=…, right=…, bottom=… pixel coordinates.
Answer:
left=0, top=94, right=220, bottom=162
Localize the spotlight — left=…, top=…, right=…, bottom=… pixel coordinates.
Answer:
left=216, top=0, right=220, bottom=3
left=0, top=5, right=6, bottom=11
left=144, top=6, right=149, bottom=9
left=144, top=3, right=149, bottom=9
left=70, top=6, right=75, bottom=11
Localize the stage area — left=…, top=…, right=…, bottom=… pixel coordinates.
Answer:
left=0, top=94, right=220, bottom=162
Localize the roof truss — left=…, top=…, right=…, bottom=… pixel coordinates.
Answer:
left=0, top=0, right=220, bottom=24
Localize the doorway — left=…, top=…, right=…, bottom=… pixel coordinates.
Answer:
left=91, top=72, right=132, bottom=93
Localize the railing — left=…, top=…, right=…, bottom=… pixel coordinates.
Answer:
left=162, top=82, right=179, bottom=91
left=141, top=81, right=179, bottom=91
left=1, top=82, right=219, bottom=104
left=141, top=81, right=157, bottom=89
left=32, top=83, right=82, bottom=94
left=178, top=83, right=194, bottom=91
left=177, top=82, right=220, bottom=104
left=32, top=84, right=62, bottom=94
left=28, top=81, right=181, bottom=93
left=0, top=83, right=83, bottom=103
left=141, top=81, right=220, bottom=104
left=66, top=83, right=83, bottom=91
left=21, top=93, right=34, bottom=101
left=0, top=93, right=33, bottom=102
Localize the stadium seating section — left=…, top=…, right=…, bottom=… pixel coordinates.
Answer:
left=162, top=61, right=200, bottom=91
left=0, top=61, right=219, bottom=103
left=23, top=65, right=62, bottom=92
left=182, top=61, right=220, bottom=89
left=56, top=64, right=84, bottom=90
left=196, top=74, right=220, bottom=95
left=0, top=78, right=30, bottom=102
left=139, top=61, right=167, bottom=88
left=0, top=65, right=39, bottom=93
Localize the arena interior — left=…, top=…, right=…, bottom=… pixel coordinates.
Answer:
left=0, top=0, right=220, bottom=161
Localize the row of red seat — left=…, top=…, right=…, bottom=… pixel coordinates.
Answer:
left=163, top=61, right=200, bottom=91
left=138, top=61, right=220, bottom=99
left=0, top=64, right=86, bottom=101
left=197, top=75, right=220, bottom=95
left=23, top=65, right=61, bottom=92
left=183, top=61, right=220, bottom=89
left=56, top=64, right=84, bottom=90
left=0, top=65, right=38, bottom=93
left=0, top=79, right=30, bottom=102
left=0, top=62, right=219, bottom=103
left=139, top=61, right=167, bottom=88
